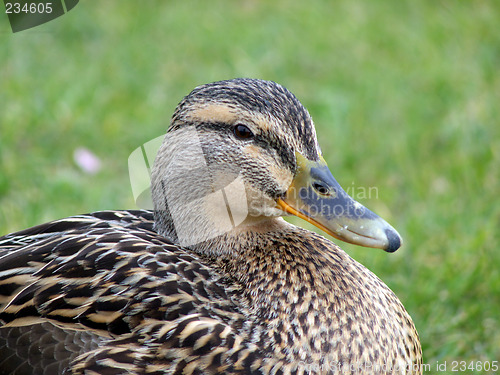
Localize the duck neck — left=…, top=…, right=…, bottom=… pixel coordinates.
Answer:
left=195, top=218, right=348, bottom=316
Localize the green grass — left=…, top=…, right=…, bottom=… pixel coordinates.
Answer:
left=1, top=1, right=499, bottom=373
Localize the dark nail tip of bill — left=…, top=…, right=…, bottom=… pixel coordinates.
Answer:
left=385, top=228, right=402, bottom=253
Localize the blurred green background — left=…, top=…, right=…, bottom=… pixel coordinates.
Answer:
left=1, top=1, right=499, bottom=373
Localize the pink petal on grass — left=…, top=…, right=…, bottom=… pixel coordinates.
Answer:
left=74, top=147, right=102, bottom=174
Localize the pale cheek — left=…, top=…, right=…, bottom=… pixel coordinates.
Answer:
left=268, top=163, right=294, bottom=191
left=243, top=144, right=263, bottom=160
left=243, top=145, right=294, bottom=191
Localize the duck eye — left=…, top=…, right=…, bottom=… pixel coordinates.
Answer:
left=234, top=124, right=254, bottom=140
left=313, top=181, right=330, bottom=196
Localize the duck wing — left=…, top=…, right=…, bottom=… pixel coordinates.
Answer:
left=0, top=211, right=257, bottom=375
left=0, top=323, right=102, bottom=375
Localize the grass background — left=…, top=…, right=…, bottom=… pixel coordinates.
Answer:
left=1, top=1, right=499, bottom=373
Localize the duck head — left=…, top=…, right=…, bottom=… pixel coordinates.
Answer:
left=151, top=79, right=401, bottom=253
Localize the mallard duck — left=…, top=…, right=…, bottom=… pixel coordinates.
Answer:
left=0, top=78, right=422, bottom=375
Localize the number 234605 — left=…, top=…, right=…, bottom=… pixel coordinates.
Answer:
left=5, top=2, right=53, bottom=14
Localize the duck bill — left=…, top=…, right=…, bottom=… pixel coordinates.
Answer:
left=277, top=153, right=402, bottom=252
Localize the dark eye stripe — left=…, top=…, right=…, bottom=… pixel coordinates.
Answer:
left=234, top=124, right=254, bottom=139
left=193, top=121, right=296, bottom=179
